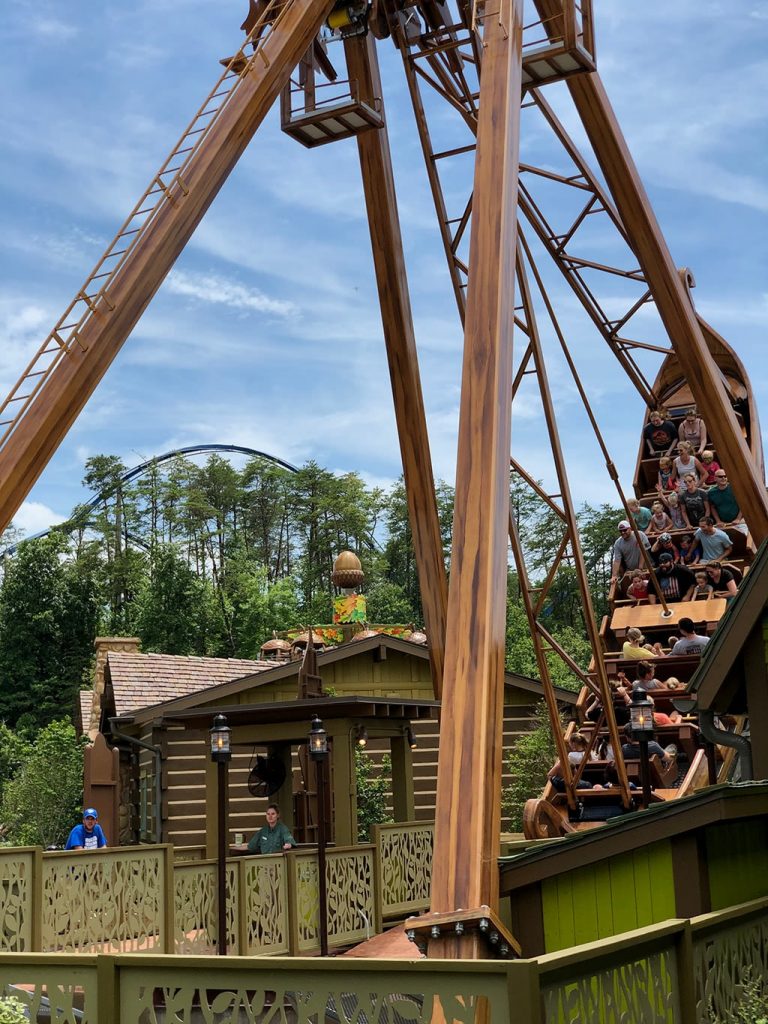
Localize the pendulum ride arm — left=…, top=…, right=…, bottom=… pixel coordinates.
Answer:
left=530, top=0, right=768, bottom=542
left=343, top=33, right=448, bottom=693
left=429, top=0, right=524, bottom=954
left=0, top=0, right=334, bottom=536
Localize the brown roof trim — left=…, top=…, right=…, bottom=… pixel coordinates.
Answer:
left=689, top=538, right=768, bottom=708
left=114, top=633, right=571, bottom=726
left=499, top=783, right=768, bottom=893
left=158, top=695, right=439, bottom=729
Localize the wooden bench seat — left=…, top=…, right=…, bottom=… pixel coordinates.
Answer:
left=625, top=754, right=678, bottom=789
left=601, top=654, right=700, bottom=680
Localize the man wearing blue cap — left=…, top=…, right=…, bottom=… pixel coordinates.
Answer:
left=64, top=808, right=108, bottom=850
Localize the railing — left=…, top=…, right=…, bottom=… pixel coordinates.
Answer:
left=0, top=828, right=430, bottom=958
left=0, top=897, right=766, bottom=1022
left=41, top=846, right=173, bottom=955
left=373, top=821, right=434, bottom=919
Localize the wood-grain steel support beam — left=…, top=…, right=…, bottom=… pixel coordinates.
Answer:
left=429, top=0, right=524, bottom=957
left=344, top=34, right=448, bottom=696
left=0, top=0, right=334, bottom=535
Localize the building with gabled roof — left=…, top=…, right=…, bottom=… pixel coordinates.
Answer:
left=82, top=634, right=577, bottom=858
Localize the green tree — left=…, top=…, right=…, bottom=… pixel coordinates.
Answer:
left=0, top=532, right=101, bottom=727
left=0, top=723, right=32, bottom=808
left=364, top=579, right=416, bottom=624
left=0, top=534, right=67, bottom=726
left=134, top=544, right=219, bottom=655
left=1, top=720, right=85, bottom=847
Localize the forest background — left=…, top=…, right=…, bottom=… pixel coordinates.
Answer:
left=0, top=452, right=619, bottom=842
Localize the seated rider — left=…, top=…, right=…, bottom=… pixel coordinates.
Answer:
left=685, top=570, right=714, bottom=602
left=643, top=409, right=678, bottom=456
left=627, top=498, right=652, bottom=531
left=650, top=554, right=694, bottom=603
left=622, top=628, right=662, bottom=659
left=678, top=408, right=707, bottom=455
left=647, top=501, right=674, bottom=537
left=650, top=532, right=680, bottom=565
left=625, top=569, right=650, bottom=604
left=694, top=517, right=733, bottom=562
left=708, top=470, right=748, bottom=535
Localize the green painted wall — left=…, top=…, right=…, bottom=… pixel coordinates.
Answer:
left=541, top=840, right=676, bottom=952
left=706, top=820, right=768, bottom=910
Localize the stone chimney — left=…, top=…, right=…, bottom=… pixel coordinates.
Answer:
left=87, top=637, right=141, bottom=739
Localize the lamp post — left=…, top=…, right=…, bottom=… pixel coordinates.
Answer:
left=210, top=713, right=231, bottom=956
left=630, top=688, right=655, bottom=806
left=309, top=715, right=329, bottom=957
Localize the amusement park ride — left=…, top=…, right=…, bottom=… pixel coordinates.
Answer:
left=1, top=0, right=767, bottom=964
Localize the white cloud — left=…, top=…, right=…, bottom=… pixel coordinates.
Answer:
left=165, top=270, right=298, bottom=317
left=11, top=500, right=65, bottom=537
left=29, top=18, right=79, bottom=41
left=0, top=299, right=53, bottom=378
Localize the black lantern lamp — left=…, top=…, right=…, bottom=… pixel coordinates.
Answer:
left=406, top=725, right=417, bottom=750
left=309, top=716, right=328, bottom=759
left=629, top=688, right=654, bottom=734
left=354, top=725, right=368, bottom=748
left=210, top=713, right=232, bottom=762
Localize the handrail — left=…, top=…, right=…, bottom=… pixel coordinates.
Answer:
left=0, top=894, right=766, bottom=1023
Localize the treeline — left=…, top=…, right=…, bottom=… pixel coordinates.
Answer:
left=0, top=452, right=619, bottom=730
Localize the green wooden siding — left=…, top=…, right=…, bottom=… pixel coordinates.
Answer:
left=541, top=840, right=675, bottom=952
left=706, top=820, right=768, bottom=910
left=216, top=650, right=435, bottom=707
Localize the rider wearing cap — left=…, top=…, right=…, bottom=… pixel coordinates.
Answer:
left=610, top=520, right=651, bottom=583
left=64, top=808, right=108, bottom=851
left=650, top=531, right=680, bottom=565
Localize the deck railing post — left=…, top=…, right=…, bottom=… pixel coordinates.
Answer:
left=30, top=847, right=43, bottom=952
left=676, top=921, right=698, bottom=1024
left=285, top=850, right=301, bottom=955
left=371, top=824, right=384, bottom=935
left=96, top=954, right=120, bottom=1023
left=161, top=844, right=176, bottom=954
left=506, top=961, right=543, bottom=1024
left=236, top=857, right=248, bottom=954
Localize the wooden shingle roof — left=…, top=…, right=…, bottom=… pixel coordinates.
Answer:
left=78, top=690, right=94, bottom=733
left=110, top=634, right=578, bottom=727
left=105, top=651, right=275, bottom=717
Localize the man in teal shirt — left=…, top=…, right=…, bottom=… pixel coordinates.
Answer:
left=246, top=804, right=296, bottom=854
left=708, top=471, right=748, bottom=534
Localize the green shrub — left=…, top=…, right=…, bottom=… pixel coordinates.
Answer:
left=355, top=748, right=393, bottom=841
left=502, top=701, right=561, bottom=832
left=709, top=967, right=768, bottom=1023
left=0, top=993, right=28, bottom=1024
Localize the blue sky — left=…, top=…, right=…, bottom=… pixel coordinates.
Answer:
left=1, top=0, right=766, bottom=537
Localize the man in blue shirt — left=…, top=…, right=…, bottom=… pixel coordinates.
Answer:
left=694, top=517, right=733, bottom=562
left=64, top=808, right=108, bottom=850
